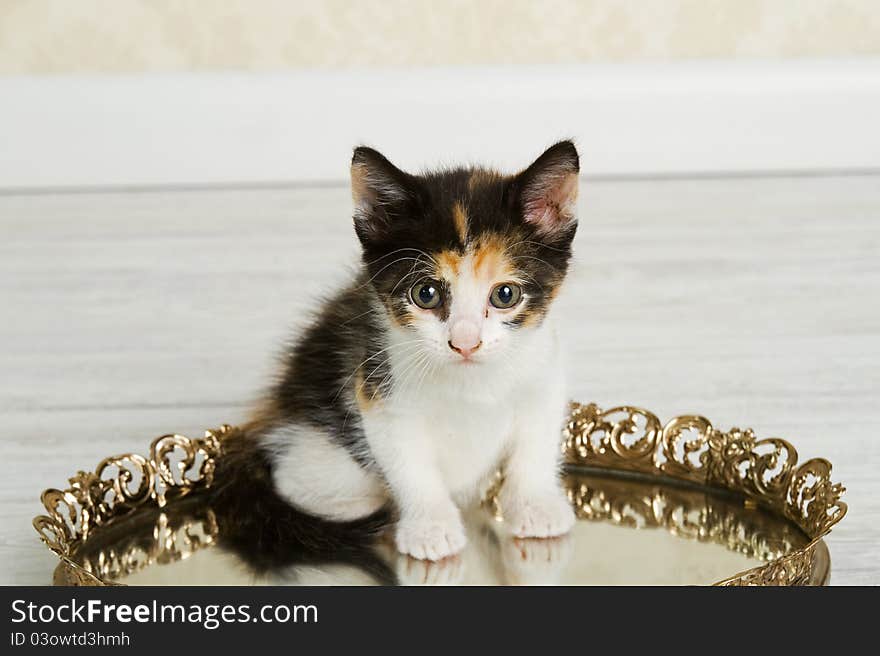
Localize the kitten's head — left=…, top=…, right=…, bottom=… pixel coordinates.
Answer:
left=351, top=141, right=578, bottom=369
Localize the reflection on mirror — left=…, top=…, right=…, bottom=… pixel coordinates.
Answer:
left=67, top=467, right=810, bottom=586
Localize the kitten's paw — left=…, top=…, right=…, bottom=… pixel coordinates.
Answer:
left=395, top=511, right=467, bottom=561
left=503, top=491, right=575, bottom=539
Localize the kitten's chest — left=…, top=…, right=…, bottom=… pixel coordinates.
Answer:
left=403, top=396, right=514, bottom=491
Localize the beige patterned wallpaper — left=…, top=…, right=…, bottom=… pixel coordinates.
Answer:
left=2, top=0, right=879, bottom=74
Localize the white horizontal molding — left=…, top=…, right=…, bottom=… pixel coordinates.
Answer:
left=2, top=59, right=879, bottom=189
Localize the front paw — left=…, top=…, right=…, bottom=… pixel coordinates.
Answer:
left=395, top=511, right=466, bottom=561
left=503, top=490, right=575, bottom=539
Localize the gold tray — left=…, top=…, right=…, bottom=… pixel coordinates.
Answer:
left=33, top=402, right=847, bottom=586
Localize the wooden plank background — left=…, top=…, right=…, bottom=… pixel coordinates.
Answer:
left=2, top=174, right=877, bottom=584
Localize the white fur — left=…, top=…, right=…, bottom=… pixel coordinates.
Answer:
left=264, top=424, right=388, bottom=521
left=269, top=250, right=574, bottom=560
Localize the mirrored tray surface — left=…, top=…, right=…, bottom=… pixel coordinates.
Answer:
left=34, top=403, right=847, bottom=586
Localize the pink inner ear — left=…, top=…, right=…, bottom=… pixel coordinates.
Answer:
left=523, top=171, right=579, bottom=234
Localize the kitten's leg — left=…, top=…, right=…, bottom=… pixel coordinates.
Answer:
left=365, top=414, right=466, bottom=561
left=264, top=423, right=388, bottom=521
left=500, top=384, right=575, bottom=539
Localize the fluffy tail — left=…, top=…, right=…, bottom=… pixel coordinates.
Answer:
left=206, top=425, right=393, bottom=580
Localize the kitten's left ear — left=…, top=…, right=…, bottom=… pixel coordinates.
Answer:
left=512, top=140, right=580, bottom=239
left=350, top=146, right=415, bottom=244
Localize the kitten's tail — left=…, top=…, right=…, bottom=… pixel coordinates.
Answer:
left=206, top=424, right=391, bottom=576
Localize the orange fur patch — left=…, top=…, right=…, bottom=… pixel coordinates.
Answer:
left=354, top=369, right=383, bottom=410
left=434, top=250, right=462, bottom=279
left=350, top=163, right=371, bottom=205
left=452, top=202, right=468, bottom=243
left=471, top=234, right=513, bottom=280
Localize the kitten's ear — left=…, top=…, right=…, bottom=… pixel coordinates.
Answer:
left=351, top=146, right=414, bottom=243
left=512, top=140, right=580, bottom=239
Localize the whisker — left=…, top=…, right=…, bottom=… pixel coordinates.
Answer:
left=332, top=338, right=424, bottom=402
left=510, top=254, right=556, bottom=270
left=363, top=248, right=439, bottom=267
left=411, top=352, right=436, bottom=399
left=340, top=306, right=380, bottom=326
left=390, top=258, right=429, bottom=296
left=511, top=270, right=545, bottom=294
left=364, top=341, right=425, bottom=383
left=502, top=239, right=569, bottom=256
left=357, top=257, right=427, bottom=290
left=382, top=349, right=429, bottom=401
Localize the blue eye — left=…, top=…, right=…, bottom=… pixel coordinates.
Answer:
left=410, top=279, right=443, bottom=309
left=490, top=283, right=522, bottom=309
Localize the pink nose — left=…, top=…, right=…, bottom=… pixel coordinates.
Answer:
left=448, top=320, right=482, bottom=358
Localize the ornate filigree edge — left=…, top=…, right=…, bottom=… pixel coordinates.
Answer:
left=33, top=425, right=231, bottom=559
left=562, top=402, right=847, bottom=585
left=34, top=403, right=846, bottom=586
left=69, top=505, right=220, bottom=584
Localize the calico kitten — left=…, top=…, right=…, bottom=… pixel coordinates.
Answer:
left=248, top=141, right=580, bottom=561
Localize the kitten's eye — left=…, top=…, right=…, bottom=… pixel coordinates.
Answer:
left=410, top=279, right=443, bottom=309
left=490, top=282, right=522, bottom=309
